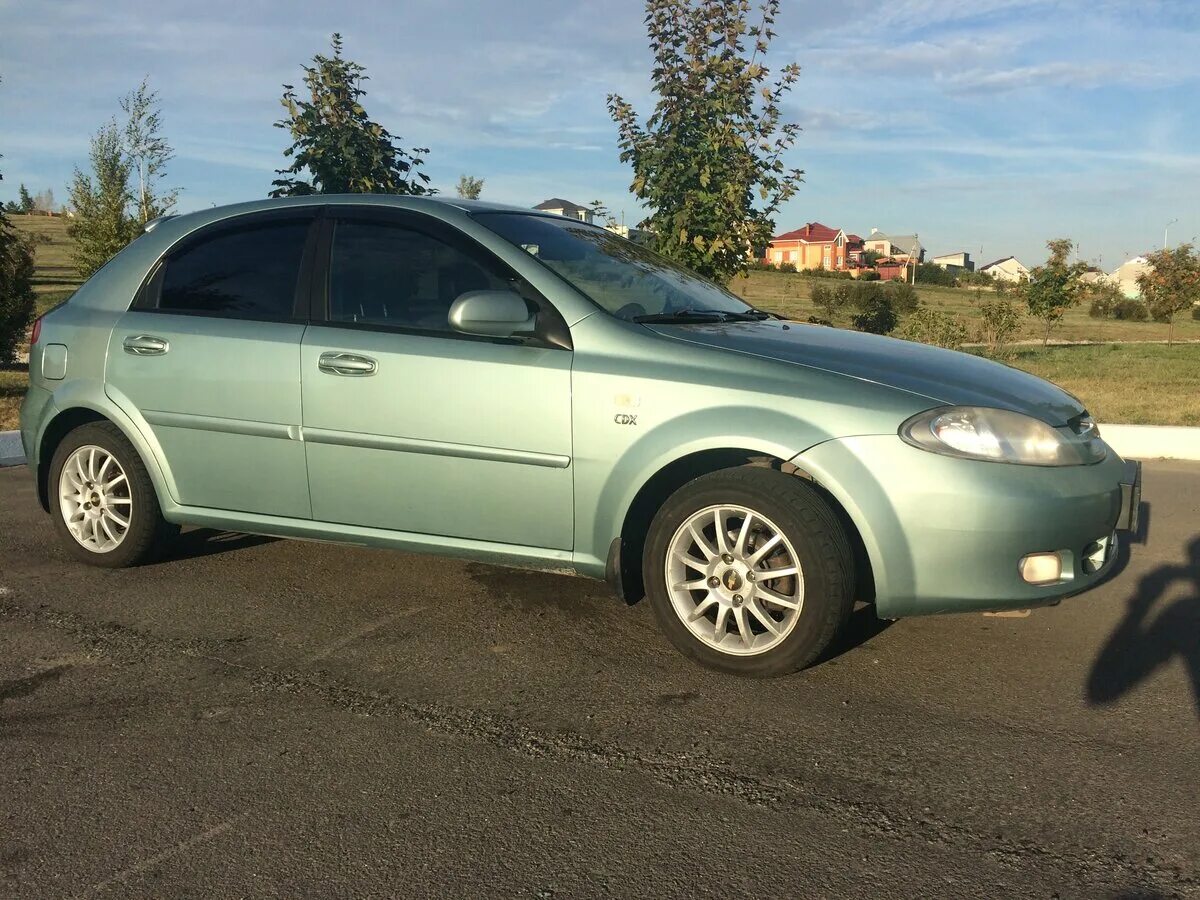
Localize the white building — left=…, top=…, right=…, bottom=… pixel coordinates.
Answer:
left=533, top=198, right=594, bottom=224
left=979, top=256, right=1030, bottom=283
left=1109, top=256, right=1151, bottom=299
left=930, top=251, right=974, bottom=272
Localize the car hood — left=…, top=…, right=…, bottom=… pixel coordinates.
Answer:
left=647, top=319, right=1086, bottom=425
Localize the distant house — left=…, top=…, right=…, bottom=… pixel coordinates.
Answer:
left=845, top=233, right=865, bottom=267
left=765, top=222, right=852, bottom=271
left=1109, top=256, right=1151, bottom=298
left=875, top=257, right=908, bottom=282
left=979, top=256, right=1030, bottom=283
left=534, top=198, right=594, bottom=224
left=864, top=229, right=925, bottom=263
left=930, top=251, right=974, bottom=273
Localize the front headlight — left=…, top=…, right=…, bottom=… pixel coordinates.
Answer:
left=899, top=407, right=1106, bottom=466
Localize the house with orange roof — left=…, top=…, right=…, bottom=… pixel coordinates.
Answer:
left=764, top=222, right=857, bottom=271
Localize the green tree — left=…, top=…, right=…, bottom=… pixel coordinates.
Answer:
left=272, top=34, right=432, bottom=197
left=0, top=102, right=37, bottom=362
left=122, top=78, right=178, bottom=225
left=455, top=174, right=484, bottom=199
left=589, top=200, right=618, bottom=228
left=607, top=0, right=803, bottom=281
left=67, top=120, right=136, bottom=278
left=1138, top=244, right=1200, bottom=345
left=1023, top=238, right=1087, bottom=346
left=17, top=184, right=33, bottom=213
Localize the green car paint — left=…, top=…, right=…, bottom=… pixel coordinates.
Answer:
left=20, top=195, right=1136, bottom=619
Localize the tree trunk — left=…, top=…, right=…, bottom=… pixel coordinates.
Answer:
left=1168, top=318, right=1174, bottom=347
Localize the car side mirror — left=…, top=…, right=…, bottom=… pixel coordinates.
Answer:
left=448, top=290, right=536, bottom=338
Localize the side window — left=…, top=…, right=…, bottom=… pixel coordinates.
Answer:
left=327, top=220, right=513, bottom=333
left=156, top=219, right=311, bottom=319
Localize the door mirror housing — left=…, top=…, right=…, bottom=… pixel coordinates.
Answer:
left=448, top=290, right=536, bottom=338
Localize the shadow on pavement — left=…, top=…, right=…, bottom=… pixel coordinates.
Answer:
left=813, top=602, right=893, bottom=667
left=1087, top=535, right=1200, bottom=719
left=154, top=528, right=277, bottom=564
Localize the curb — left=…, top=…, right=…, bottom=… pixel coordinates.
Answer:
left=1097, top=424, right=1200, bottom=462
left=0, top=430, right=23, bottom=468
left=2, top=424, right=1200, bottom=470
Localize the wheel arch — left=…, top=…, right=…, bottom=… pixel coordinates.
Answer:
left=610, top=447, right=874, bottom=607
left=36, top=399, right=175, bottom=516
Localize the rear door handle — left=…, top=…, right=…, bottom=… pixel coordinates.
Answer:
left=123, top=334, right=169, bottom=356
left=318, top=352, right=378, bottom=376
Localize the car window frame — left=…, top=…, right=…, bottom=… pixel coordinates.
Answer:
left=311, top=206, right=572, bottom=351
left=132, top=207, right=321, bottom=324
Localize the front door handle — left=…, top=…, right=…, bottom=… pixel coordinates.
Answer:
left=123, top=334, right=169, bottom=356
left=318, top=352, right=378, bottom=376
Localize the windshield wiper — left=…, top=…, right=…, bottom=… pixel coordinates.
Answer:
left=632, top=308, right=727, bottom=324
left=716, top=309, right=772, bottom=321
left=632, top=307, right=771, bottom=324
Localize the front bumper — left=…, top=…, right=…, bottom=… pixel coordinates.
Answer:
left=795, top=436, right=1138, bottom=618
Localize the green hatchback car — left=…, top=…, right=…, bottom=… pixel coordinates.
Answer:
left=20, top=196, right=1140, bottom=675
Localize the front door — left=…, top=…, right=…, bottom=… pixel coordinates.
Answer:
left=105, top=211, right=316, bottom=519
left=300, top=212, right=573, bottom=550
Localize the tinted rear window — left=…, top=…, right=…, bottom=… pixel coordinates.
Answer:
left=158, top=220, right=310, bottom=319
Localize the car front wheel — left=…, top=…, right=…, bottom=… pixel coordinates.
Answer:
left=644, top=467, right=855, bottom=676
left=49, top=421, right=177, bottom=567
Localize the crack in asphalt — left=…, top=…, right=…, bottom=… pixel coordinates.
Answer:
left=1, top=599, right=1193, bottom=897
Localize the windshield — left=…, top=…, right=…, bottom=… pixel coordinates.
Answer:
left=473, top=212, right=759, bottom=322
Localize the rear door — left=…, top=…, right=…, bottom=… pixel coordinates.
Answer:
left=299, top=209, right=574, bottom=550
left=105, top=210, right=318, bottom=518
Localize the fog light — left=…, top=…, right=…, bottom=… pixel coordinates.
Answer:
left=1019, top=552, right=1063, bottom=585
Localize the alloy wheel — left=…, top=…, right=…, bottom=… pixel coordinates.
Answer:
left=664, top=504, right=805, bottom=656
left=58, top=445, right=133, bottom=553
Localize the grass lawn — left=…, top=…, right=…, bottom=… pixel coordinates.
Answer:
left=732, top=270, right=1200, bottom=344
left=1, top=367, right=28, bottom=432
left=986, top=343, right=1200, bottom=427
left=9, top=214, right=84, bottom=293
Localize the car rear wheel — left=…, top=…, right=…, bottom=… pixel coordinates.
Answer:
left=644, top=467, right=855, bottom=676
left=49, top=421, right=178, bottom=568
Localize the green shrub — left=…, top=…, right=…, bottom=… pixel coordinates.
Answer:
left=977, top=299, right=1021, bottom=356
left=0, top=213, right=37, bottom=363
left=857, top=270, right=880, bottom=281
left=1192, top=304, right=1200, bottom=321
left=851, top=296, right=897, bottom=334
left=777, top=261, right=797, bottom=273
left=884, top=281, right=919, bottom=315
left=899, top=306, right=968, bottom=350
left=811, top=280, right=900, bottom=334
left=806, top=267, right=853, bottom=280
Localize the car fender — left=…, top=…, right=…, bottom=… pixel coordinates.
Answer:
left=40, top=378, right=181, bottom=511
left=788, top=437, right=915, bottom=618
left=575, top=404, right=839, bottom=578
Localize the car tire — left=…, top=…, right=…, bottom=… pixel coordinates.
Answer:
left=643, top=467, right=855, bottom=677
left=49, top=421, right=178, bottom=568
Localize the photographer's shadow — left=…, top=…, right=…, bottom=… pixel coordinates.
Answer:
left=1087, top=535, right=1200, bottom=718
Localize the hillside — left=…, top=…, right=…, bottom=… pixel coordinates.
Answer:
left=8, top=214, right=83, bottom=294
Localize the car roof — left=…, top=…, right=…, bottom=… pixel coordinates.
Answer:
left=162, top=194, right=547, bottom=232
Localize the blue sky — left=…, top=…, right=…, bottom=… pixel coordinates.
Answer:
left=1, top=0, right=1198, bottom=268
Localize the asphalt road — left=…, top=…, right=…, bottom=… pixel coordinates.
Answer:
left=1, top=462, right=1197, bottom=899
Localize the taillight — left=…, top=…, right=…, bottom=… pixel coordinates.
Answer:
left=30, top=316, right=42, bottom=345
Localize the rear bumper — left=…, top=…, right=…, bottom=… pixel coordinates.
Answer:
left=795, top=436, right=1137, bottom=618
